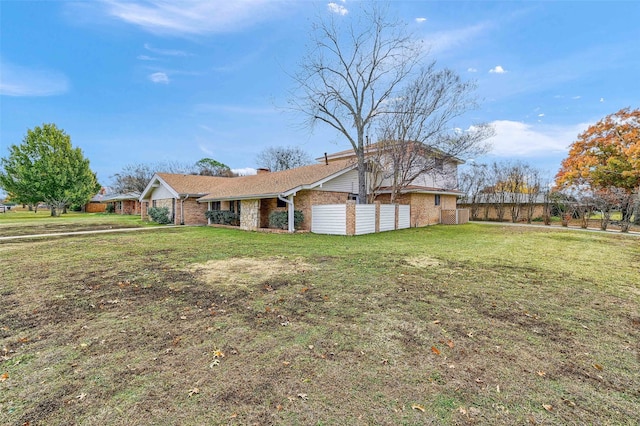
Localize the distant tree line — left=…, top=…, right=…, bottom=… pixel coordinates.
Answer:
left=459, top=161, right=548, bottom=224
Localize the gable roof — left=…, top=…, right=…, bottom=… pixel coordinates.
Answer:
left=139, top=173, right=226, bottom=200
left=198, top=160, right=356, bottom=202
left=318, top=141, right=464, bottom=164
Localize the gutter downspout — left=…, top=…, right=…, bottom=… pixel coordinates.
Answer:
left=180, top=195, right=189, bottom=225
left=277, top=194, right=295, bottom=233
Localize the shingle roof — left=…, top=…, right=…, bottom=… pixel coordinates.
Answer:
left=317, top=141, right=464, bottom=164
left=156, top=173, right=226, bottom=196
left=198, top=160, right=355, bottom=201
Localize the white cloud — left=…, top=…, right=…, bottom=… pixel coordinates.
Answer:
left=572, top=95, right=581, bottom=100
left=415, top=17, right=427, bottom=23
left=327, top=2, right=348, bottom=15
left=0, top=60, right=69, bottom=97
left=486, top=120, right=589, bottom=157
left=149, top=72, right=169, bottom=84
left=538, top=113, right=545, bottom=117
left=97, top=0, right=281, bottom=35
left=137, top=55, right=157, bottom=61
left=489, top=65, right=507, bottom=74
left=232, top=167, right=257, bottom=176
left=600, top=97, right=605, bottom=103
left=467, top=67, right=478, bottom=73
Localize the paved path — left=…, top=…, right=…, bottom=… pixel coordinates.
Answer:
left=470, top=221, right=640, bottom=237
left=0, top=225, right=180, bottom=241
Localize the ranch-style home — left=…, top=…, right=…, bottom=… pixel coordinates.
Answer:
left=139, top=144, right=468, bottom=234
left=139, top=173, right=224, bottom=225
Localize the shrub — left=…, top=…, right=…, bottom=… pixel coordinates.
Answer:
left=148, top=206, right=172, bottom=224
left=206, top=210, right=239, bottom=226
left=105, top=204, right=115, bottom=214
left=268, top=210, right=304, bottom=230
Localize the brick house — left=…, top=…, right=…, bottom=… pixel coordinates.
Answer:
left=138, top=143, right=467, bottom=232
left=104, top=192, right=142, bottom=215
left=139, top=173, right=225, bottom=225
left=198, top=160, right=360, bottom=232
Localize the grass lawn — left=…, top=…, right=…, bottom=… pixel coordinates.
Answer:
left=1, top=223, right=638, bottom=425
left=0, top=210, right=150, bottom=237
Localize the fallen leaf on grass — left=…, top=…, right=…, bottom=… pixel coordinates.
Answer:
left=592, top=363, right=603, bottom=371
left=432, top=320, right=440, bottom=324
left=76, top=393, right=87, bottom=401
left=0, top=372, right=8, bottom=382
left=446, top=340, right=454, bottom=348
left=188, top=388, right=199, bottom=397
left=542, top=404, right=553, bottom=412
left=209, top=359, right=220, bottom=368
left=537, top=371, right=546, bottom=377
left=297, top=393, right=308, bottom=401
left=213, top=349, right=225, bottom=358
left=431, top=346, right=441, bottom=355
left=411, top=404, right=425, bottom=412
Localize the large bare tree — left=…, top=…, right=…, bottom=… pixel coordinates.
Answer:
left=370, top=64, right=492, bottom=202
left=291, top=3, right=421, bottom=203
left=256, top=146, right=313, bottom=172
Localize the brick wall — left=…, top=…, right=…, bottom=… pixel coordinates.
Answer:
left=180, top=198, right=208, bottom=225
left=375, top=193, right=459, bottom=227
left=85, top=202, right=106, bottom=213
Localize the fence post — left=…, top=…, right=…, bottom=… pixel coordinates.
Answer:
left=346, top=200, right=356, bottom=236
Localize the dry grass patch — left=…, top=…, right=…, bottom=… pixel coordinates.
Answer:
left=188, top=257, right=316, bottom=286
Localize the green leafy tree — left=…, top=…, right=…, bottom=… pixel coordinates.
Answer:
left=0, top=123, right=100, bottom=216
left=195, top=158, right=233, bottom=176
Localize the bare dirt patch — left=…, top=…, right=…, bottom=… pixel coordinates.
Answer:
left=187, top=257, right=316, bottom=287
left=404, top=255, right=443, bottom=268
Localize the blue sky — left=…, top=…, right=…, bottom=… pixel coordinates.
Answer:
left=1, top=0, right=638, bottom=188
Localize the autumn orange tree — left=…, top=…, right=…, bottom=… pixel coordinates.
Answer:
left=555, top=108, right=640, bottom=231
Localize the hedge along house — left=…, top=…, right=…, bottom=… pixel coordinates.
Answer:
left=139, top=173, right=225, bottom=225
left=197, top=160, right=359, bottom=232
left=320, top=143, right=467, bottom=227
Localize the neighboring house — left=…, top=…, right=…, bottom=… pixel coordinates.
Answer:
left=84, top=187, right=112, bottom=213
left=104, top=192, right=142, bottom=215
left=139, top=173, right=224, bottom=225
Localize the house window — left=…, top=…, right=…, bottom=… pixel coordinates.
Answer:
left=277, top=198, right=286, bottom=208
left=152, top=200, right=157, bottom=208
left=211, top=201, right=221, bottom=210
left=229, top=200, right=241, bottom=214
left=348, top=193, right=358, bottom=202
left=435, top=158, right=444, bottom=172
left=435, top=194, right=441, bottom=206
